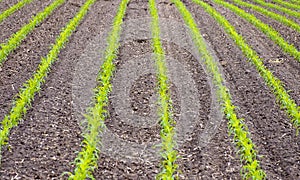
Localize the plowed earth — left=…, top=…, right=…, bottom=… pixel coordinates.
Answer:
left=0, top=0, right=299, bottom=179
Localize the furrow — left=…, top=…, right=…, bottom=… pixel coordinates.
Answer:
left=271, top=0, right=300, bottom=11
left=215, top=0, right=300, bottom=64
left=172, top=0, right=265, bottom=179
left=0, top=0, right=95, bottom=164
left=232, top=0, right=300, bottom=34
left=197, top=0, right=300, bottom=134
left=0, top=0, right=65, bottom=66
left=253, top=0, right=300, bottom=19
left=0, top=0, right=33, bottom=23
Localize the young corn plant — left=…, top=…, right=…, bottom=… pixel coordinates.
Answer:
left=0, top=0, right=95, bottom=164
left=232, top=0, right=300, bottom=34
left=0, top=0, right=33, bottom=23
left=271, top=0, right=300, bottom=11
left=214, top=0, right=300, bottom=63
left=67, top=0, right=130, bottom=179
left=173, top=0, right=265, bottom=179
left=149, top=0, right=178, bottom=179
left=0, top=0, right=65, bottom=66
left=195, top=0, right=300, bottom=133
left=253, top=0, right=300, bottom=19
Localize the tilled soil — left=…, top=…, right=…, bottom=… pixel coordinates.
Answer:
left=0, top=0, right=299, bottom=179
left=245, top=0, right=300, bottom=25
left=0, top=0, right=119, bottom=179
left=0, top=0, right=19, bottom=14
left=187, top=0, right=300, bottom=179
left=0, top=0, right=85, bottom=122
left=0, top=0, right=52, bottom=43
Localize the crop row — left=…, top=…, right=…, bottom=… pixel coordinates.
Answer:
left=67, top=0, right=129, bottom=179
left=149, top=0, right=178, bottom=179
left=0, top=0, right=95, bottom=166
left=212, top=0, right=300, bottom=133
left=219, top=0, right=300, bottom=63
left=173, top=0, right=265, bottom=179
left=0, top=0, right=65, bottom=65
left=1, top=0, right=299, bottom=179
left=272, top=0, right=300, bottom=11
left=232, top=0, right=300, bottom=34
left=0, top=0, right=33, bottom=23
left=289, top=0, right=300, bottom=6
left=253, top=0, right=300, bottom=19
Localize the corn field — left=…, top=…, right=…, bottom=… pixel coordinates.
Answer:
left=0, top=0, right=299, bottom=179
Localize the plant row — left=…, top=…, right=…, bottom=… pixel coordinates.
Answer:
left=0, top=0, right=33, bottom=23
left=0, top=0, right=95, bottom=165
left=211, top=0, right=300, bottom=134
left=272, top=0, right=300, bottom=11
left=149, top=0, right=178, bottom=179
left=253, top=0, right=300, bottom=19
left=172, top=0, right=265, bottom=179
left=67, top=0, right=129, bottom=179
left=232, top=0, right=300, bottom=34
left=218, top=0, right=300, bottom=62
left=289, top=0, right=300, bottom=6
left=206, top=0, right=300, bottom=130
left=0, top=0, right=65, bottom=66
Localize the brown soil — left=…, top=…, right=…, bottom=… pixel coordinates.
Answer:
left=0, top=0, right=299, bottom=179
left=0, top=0, right=52, bottom=43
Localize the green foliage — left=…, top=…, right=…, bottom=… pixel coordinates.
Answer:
left=0, top=0, right=65, bottom=66
left=212, top=0, right=300, bottom=134
left=174, top=0, right=265, bottom=179
left=149, top=0, right=178, bottom=179
left=216, top=0, right=300, bottom=62
left=289, top=0, right=300, bottom=6
left=271, top=0, right=300, bottom=11
left=232, top=0, right=300, bottom=34
left=68, top=0, right=129, bottom=179
left=253, top=0, right=300, bottom=19
left=0, top=0, right=33, bottom=23
left=0, top=0, right=94, bottom=165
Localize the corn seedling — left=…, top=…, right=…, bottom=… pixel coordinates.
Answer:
left=0, top=0, right=33, bottom=23
left=271, top=0, right=300, bottom=11
left=149, top=0, right=178, bottom=179
left=214, top=0, right=300, bottom=63
left=0, top=0, right=94, bottom=164
left=0, top=0, right=65, bottom=66
left=232, top=0, right=300, bottom=34
left=196, top=0, right=300, bottom=134
left=173, top=0, right=265, bottom=179
left=253, top=0, right=300, bottom=19
left=67, top=0, right=129, bottom=179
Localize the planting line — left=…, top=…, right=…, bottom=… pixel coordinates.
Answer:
left=253, top=0, right=300, bottom=19
left=172, top=0, right=265, bottom=179
left=232, top=0, right=300, bottom=34
left=0, top=0, right=95, bottom=164
left=196, top=0, right=300, bottom=134
left=0, top=0, right=65, bottom=66
left=0, top=0, right=34, bottom=23
left=149, top=0, right=178, bottom=179
left=67, top=0, right=130, bottom=179
left=272, top=0, right=300, bottom=11
left=214, top=1, right=300, bottom=63
left=289, top=0, right=300, bottom=6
